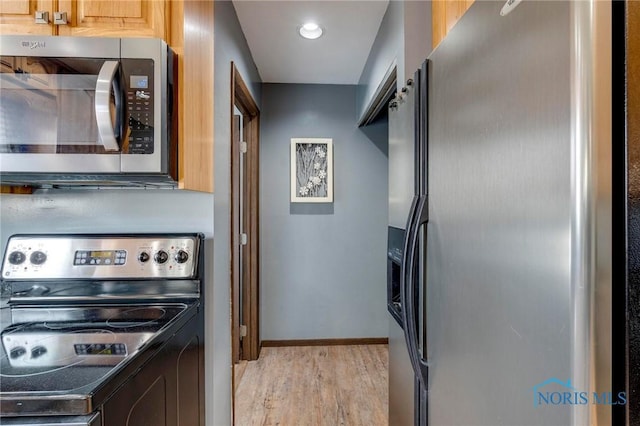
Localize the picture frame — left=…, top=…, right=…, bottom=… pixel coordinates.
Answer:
left=290, top=138, right=333, bottom=203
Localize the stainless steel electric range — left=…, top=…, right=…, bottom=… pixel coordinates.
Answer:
left=0, top=234, right=205, bottom=426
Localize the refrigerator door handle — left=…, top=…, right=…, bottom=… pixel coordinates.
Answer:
left=401, top=194, right=420, bottom=376
left=402, top=194, right=430, bottom=386
left=401, top=194, right=419, bottom=335
left=401, top=194, right=419, bottom=297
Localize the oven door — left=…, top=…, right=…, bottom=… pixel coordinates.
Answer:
left=0, top=413, right=101, bottom=426
left=0, top=37, right=125, bottom=174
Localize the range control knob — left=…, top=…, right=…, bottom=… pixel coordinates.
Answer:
left=31, top=345, right=47, bottom=358
left=154, top=250, right=169, bottom=264
left=175, top=250, right=189, bottom=264
left=8, top=251, right=26, bottom=265
left=30, top=251, right=47, bottom=265
left=138, top=251, right=150, bottom=263
left=10, top=346, right=26, bottom=359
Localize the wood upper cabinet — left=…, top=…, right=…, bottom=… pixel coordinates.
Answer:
left=174, top=0, right=214, bottom=193
left=57, top=1, right=168, bottom=38
left=0, top=1, right=168, bottom=39
left=432, top=0, right=475, bottom=49
left=0, top=0, right=56, bottom=35
left=0, top=1, right=215, bottom=194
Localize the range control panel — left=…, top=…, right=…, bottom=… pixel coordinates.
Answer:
left=2, top=330, right=153, bottom=367
left=1, top=235, right=199, bottom=280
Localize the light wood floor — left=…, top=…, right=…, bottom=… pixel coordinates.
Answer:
left=234, top=345, right=389, bottom=426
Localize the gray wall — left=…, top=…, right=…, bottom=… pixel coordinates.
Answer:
left=260, top=83, right=388, bottom=341
left=213, top=1, right=261, bottom=425
left=403, top=1, right=432, bottom=83
left=0, top=191, right=213, bottom=248
left=357, top=0, right=403, bottom=122
left=357, top=1, right=432, bottom=122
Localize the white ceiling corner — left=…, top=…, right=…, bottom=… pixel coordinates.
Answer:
left=232, top=0, right=389, bottom=85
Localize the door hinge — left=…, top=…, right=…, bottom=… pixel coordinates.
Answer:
left=240, top=233, right=248, bottom=245
left=240, top=324, right=247, bottom=337
left=240, top=141, right=247, bottom=153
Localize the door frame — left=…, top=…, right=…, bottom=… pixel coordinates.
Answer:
left=230, top=62, right=261, bottom=368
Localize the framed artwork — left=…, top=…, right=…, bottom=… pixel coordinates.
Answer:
left=290, top=138, right=333, bottom=203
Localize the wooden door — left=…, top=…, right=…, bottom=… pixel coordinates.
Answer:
left=0, top=0, right=55, bottom=35
left=57, top=0, right=168, bottom=38
left=230, top=62, right=261, bottom=426
left=231, top=112, right=242, bottom=365
left=230, top=64, right=261, bottom=359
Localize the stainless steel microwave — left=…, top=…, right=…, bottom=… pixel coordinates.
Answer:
left=0, top=36, right=178, bottom=187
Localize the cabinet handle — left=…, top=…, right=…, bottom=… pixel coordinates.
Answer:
left=53, top=12, right=68, bottom=25
left=34, top=11, right=49, bottom=24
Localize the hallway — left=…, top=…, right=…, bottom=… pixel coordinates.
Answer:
left=234, top=345, right=388, bottom=426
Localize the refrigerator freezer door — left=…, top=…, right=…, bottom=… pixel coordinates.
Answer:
left=426, top=1, right=583, bottom=425
left=388, top=78, right=418, bottom=426
left=388, top=83, right=416, bottom=229
left=389, top=317, right=414, bottom=426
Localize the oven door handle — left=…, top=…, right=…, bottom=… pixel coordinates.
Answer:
left=95, top=60, right=122, bottom=151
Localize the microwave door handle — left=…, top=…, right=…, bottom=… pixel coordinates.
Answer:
left=95, top=60, right=121, bottom=151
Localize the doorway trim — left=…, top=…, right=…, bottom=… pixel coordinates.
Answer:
left=230, top=62, right=261, bottom=370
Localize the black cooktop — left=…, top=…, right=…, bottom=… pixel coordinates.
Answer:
left=0, top=234, right=204, bottom=418
left=0, top=303, right=196, bottom=415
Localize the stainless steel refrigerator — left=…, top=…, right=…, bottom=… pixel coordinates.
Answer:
left=387, top=1, right=620, bottom=425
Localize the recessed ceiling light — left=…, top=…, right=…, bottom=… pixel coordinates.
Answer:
left=299, top=22, right=323, bottom=40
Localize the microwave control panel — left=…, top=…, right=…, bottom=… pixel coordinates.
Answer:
left=123, top=59, right=155, bottom=155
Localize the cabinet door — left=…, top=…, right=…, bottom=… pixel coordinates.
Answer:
left=432, top=0, right=475, bottom=49
left=57, top=0, right=168, bottom=39
left=0, top=0, right=55, bottom=35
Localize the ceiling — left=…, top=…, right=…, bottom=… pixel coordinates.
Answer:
left=232, top=1, right=389, bottom=85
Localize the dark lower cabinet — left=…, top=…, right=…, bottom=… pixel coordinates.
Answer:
left=102, top=314, right=204, bottom=426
